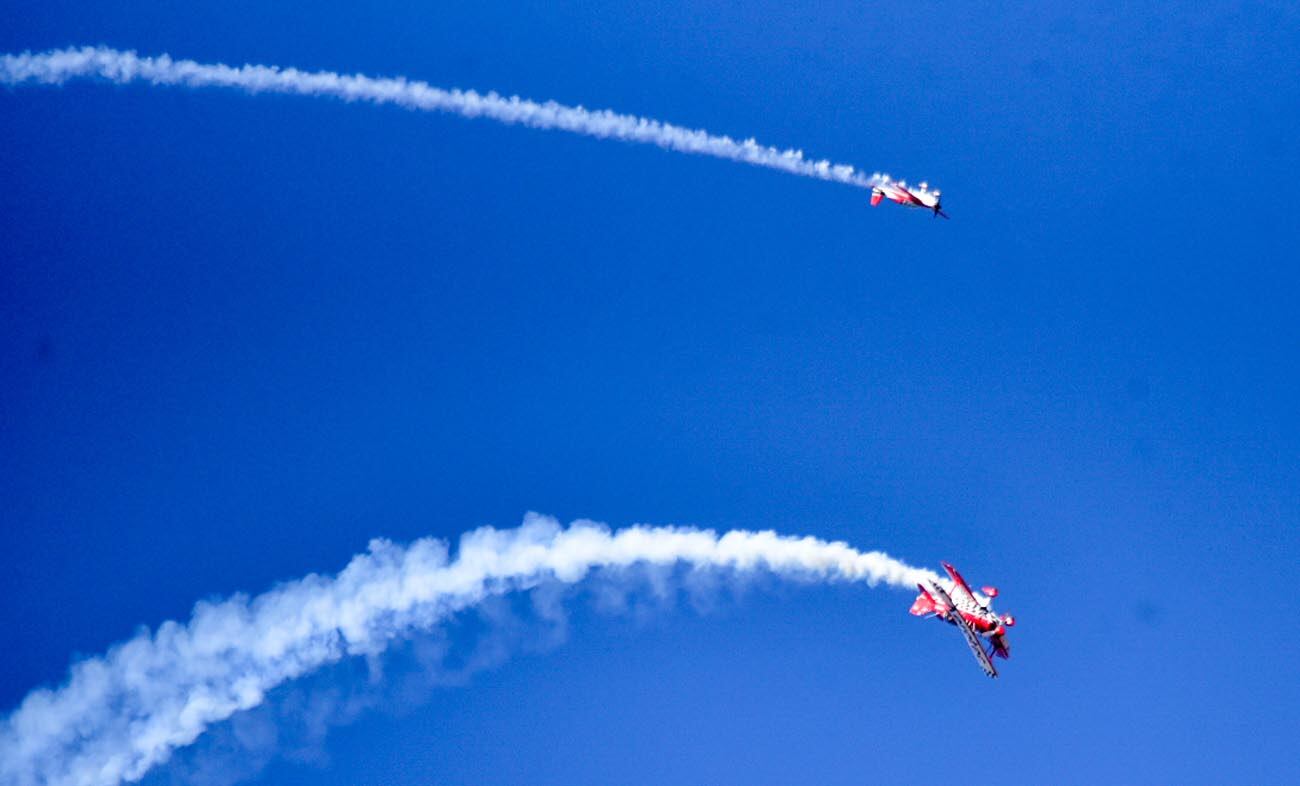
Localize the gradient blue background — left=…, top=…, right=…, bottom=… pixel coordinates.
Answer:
left=3, top=2, right=1299, bottom=783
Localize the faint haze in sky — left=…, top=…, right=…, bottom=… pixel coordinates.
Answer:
left=1, top=2, right=1298, bottom=785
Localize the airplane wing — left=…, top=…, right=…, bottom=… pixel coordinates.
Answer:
left=929, top=582, right=998, bottom=678
left=952, top=608, right=998, bottom=678
left=942, top=562, right=980, bottom=607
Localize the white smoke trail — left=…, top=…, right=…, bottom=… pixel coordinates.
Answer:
left=0, top=514, right=938, bottom=786
left=0, top=46, right=900, bottom=191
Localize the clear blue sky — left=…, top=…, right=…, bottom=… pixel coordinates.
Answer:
left=3, top=2, right=1299, bottom=784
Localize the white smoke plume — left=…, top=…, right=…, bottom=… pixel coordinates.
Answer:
left=0, top=514, right=938, bottom=786
left=0, top=46, right=901, bottom=191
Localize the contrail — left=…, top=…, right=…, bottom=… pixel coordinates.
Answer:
left=0, top=514, right=938, bottom=786
left=0, top=46, right=902, bottom=192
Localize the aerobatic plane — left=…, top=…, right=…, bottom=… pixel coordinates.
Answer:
left=869, top=176, right=948, bottom=219
left=909, top=562, right=1015, bottom=678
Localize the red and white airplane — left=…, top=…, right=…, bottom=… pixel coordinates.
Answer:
left=910, top=562, right=1015, bottom=678
left=869, top=176, right=948, bottom=219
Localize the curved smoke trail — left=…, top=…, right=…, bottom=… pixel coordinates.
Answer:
left=0, top=514, right=937, bottom=786
left=0, top=46, right=901, bottom=191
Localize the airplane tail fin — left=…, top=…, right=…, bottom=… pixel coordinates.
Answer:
left=870, top=190, right=884, bottom=207
left=909, top=584, right=937, bottom=616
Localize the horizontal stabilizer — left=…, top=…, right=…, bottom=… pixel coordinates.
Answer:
left=909, top=584, right=937, bottom=616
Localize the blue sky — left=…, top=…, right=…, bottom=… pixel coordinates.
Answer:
left=2, top=2, right=1299, bottom=784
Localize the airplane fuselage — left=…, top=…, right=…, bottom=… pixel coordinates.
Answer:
left=944, top=607, right=1011, bottom=658
left=869, top=177, right=946, bottom=218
